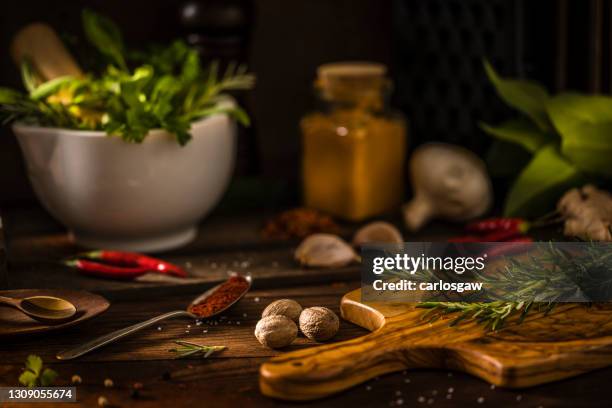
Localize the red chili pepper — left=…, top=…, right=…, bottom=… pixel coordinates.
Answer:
left=449, top=231, right=529, bottom=243
left=64, top=259, right=154, bottom=280
left=448, top=235, right=481, bottom=243
left=79, top=250, right=186, bottom=278
left=481, top=229, right=522, bottom=242
left=484, top=238, right=534, bottom=258
left=466, top=217, right=529, bottom=234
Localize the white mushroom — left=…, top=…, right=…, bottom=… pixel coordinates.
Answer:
left=403, top=143, right=493, bottom=231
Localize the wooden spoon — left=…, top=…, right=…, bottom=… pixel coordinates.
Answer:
left=0, top=295, right=77, bottom=324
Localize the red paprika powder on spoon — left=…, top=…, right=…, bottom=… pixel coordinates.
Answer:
left=189, top=275, right=250, bottom=318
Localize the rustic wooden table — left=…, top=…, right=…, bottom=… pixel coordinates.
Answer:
left=1, top=206, right=611, bottom=407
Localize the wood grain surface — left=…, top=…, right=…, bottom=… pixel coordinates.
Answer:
left=0, top=283, right=362, bottom=363
left=260, top=289, right=612, bottom=400
left=1, top=283, right=612, bottom=408
left=0, top=289, right=109, bottom=337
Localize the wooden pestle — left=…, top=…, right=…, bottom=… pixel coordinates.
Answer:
left=11, top=23, right=83, bottom=81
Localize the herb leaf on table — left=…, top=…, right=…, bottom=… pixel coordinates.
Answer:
left=18, top=355, right=58, bottom=387
left=168, top=341, right=226, bottom=359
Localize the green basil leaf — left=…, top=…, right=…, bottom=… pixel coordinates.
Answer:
left=0, top=87, right=24, bottom=104
left=180, top=50, right=200, bottom=83
left=547, top=93, right=612, bottom=177
left=484, top=60, right=551, bottom=132
left=504, top=144, right=583, bottom=217
left=30, top=76, right=75, bottom=100
left=82, top=9, right=127, bottom=70
left=480, top=118, right=554, bottom=153
left=20, top=57, right=41, bottom=93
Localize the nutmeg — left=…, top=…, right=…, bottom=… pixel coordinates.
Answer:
left=299, top=307, right=339, bottom=341
left=255, top=315, right=298, bottom=349
left=262, top=299, right=303, bottom=323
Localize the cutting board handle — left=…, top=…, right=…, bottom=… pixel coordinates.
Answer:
left=259, top=316, right=443, bottom=401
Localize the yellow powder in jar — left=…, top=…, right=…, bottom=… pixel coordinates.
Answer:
left=301, top=108, right=406, bottom=221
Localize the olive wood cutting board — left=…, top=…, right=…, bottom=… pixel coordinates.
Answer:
left=260, top=288, right=612, bottom=400
left=0, top=289, right=109, bottom=337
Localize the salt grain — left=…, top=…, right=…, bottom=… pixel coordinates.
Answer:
left=157, top=326, right=162, bottom=331
left=395, top=391, right=402, bottom=396
left=254, top=297, right=260, bottom=303
left=366, top=385, right=372, bottom=391
left=404, top=378, right=411, bottom=384
left=477, top=396, right=485, bottom=404
left=417, top=396, right=425, bottom=403
left=427, top=398, right=434, bottom=405
left=396, top=398, right=404, bottom=405
left=446, top=394, right=452, bottom=399
left=516, top=395, right=523, bottom=401
left=447, top=387, right=454, bottom=393
left=431, top=390, right=438, bottom=396
left=243, top=313, right=248, bottom=318
left=490, top=384, right=496, bottom=390
left=447, top=372, right=453, bottom=377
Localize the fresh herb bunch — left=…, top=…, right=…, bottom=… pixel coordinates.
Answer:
left=0, top=9, right=254, bottom=145
left=481, top=60, right=612, bottom=218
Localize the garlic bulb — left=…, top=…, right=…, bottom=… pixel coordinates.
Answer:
left=403, top=143, right=493, bottom=231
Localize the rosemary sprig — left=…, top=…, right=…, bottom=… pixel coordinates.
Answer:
left=417, top=301, right=555, bottom=331
left=168, top=341, right=226, bottom=359
left=416, top=242, right=609, bottom=330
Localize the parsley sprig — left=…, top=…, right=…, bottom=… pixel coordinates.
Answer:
left=18, top=355, right=58, bottom=387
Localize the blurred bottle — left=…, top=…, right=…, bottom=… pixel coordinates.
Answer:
left=301, top=62, right=407, bottom=221
left=178, top=0, right=259, bottom=176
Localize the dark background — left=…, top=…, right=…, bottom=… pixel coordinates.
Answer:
left=0, top=0, right=608, bottom=208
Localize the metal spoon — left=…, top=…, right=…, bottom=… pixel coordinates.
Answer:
left=56, top=274, right=251, bottom=360
left=0, top=295, right=77, bottom=324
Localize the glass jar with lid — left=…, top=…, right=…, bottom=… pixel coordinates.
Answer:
left=301, top=62, right=407, bottom=221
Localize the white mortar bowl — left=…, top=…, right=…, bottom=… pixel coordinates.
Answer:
left=13, top=113, right=236, bottom=252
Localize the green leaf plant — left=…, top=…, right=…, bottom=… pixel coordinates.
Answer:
left=481, top=61, right=612, bottom=218
left=0, top=9, right=254, bottom=146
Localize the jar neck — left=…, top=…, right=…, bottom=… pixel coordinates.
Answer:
left=315, top=80, right=392, bottom=113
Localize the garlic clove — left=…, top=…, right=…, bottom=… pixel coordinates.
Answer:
left=295, top=233, right=357, bottom=267
left=352, top=221, right=403, bottom=246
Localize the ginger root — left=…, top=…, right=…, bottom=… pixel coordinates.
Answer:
left=557, top=184, right=612, bottom=241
